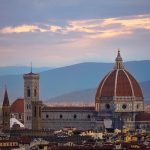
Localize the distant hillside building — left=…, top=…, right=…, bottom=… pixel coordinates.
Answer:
left=2, top=50, right=150, bottom=131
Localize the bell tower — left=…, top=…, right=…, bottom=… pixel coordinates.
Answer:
left=2, top=87, right=10, bottom=130
left=23, top=68, right=40, bottom=129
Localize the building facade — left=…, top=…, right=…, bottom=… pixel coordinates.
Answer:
left=42, top=106, right=96, bottom=130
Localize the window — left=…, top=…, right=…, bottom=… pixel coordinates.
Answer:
left=27, top=89, right=30, bottom=97
left=96, top=103, right=99, bottom=111
left=34, top=106, right=36, bottom=117
left=122, top=104, right=127, bottom=109
left=74, top=114, right=77, bottom=119
left=27, top=104, right=31, bottom=109
left=39, top=145, right=44, bottom=149
left=105, top=104, right=110, bottom=109
left=60, top=114, right=63, bottom=119
left=19, top=113, right=21, bottom=119
left=88, top=114, right=91, bottom=119
left=46, top=114, right=49, bottom=118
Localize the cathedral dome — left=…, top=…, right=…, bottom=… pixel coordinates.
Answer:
left=11, top=98, right=24, bottom=113
left=95, top=50, right=143, bottom=101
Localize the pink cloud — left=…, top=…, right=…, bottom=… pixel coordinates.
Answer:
left=0, top=14, right=149, bottom=39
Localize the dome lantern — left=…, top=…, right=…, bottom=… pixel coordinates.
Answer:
left=114, top=49, right=124, bottom=69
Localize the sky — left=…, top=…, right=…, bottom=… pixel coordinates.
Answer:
left=0, top=0, right=150, bottom=67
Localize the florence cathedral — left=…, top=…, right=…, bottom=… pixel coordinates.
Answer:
left=2, top=51, right=150, bottom=131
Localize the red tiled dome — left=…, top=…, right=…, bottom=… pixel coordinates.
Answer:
left=11, top=98, right=24, bottom=113
left=96, top=50, right=143, bottom=100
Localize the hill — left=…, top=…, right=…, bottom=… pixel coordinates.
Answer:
left=0, top=61, right=150, bottom=102
left=46, top=81, right=150, bottom=105
left=0, top=66, right=51, bottom=76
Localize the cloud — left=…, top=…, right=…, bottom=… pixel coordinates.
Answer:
left=0, top=15, right=149, bottom=40
left=89, top=30, right=132, bottom=39
left=101, top=15, right=150, bottom=30
left=50, top=25, right=62, bottom=32
left=63, top=15, right=150, bottom=37
left=0, top=25, right=48, bottom=33
left=0, top=24, right=63, bottom=34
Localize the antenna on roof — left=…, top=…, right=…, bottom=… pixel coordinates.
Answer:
left=31, top=62, right=32, bottom=73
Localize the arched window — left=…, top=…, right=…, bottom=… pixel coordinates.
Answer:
left=27, top=89, right=30, bottom=97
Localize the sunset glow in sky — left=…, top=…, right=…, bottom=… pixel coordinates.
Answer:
left=0, top=0, right=150, bottom=67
